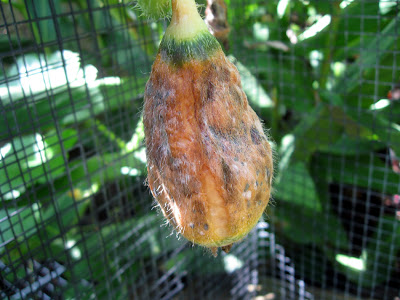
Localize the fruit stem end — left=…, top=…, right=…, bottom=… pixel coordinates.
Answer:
left=166, top=0, right=208, bottom=40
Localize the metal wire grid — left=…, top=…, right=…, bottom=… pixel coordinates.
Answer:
left=230, top=0, right=400, bottom=299
left=0, top=0, right=400, bottom=299
left=0, top=0, right=154, bottom=298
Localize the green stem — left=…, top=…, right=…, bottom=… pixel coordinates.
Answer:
left=319, top=1, right=341, bottom=89
left=271, top=87, right=280, bottom=140
left=91, top=119, right=127, bottom=151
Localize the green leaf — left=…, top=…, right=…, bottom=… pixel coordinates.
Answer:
left=347, top=110, right=400, bottom=155
left=24, top=1, right=61, bottom=43
left=274, top=201, right=348, bottom=249
left=0, top=36, right=34, bottom=55
left=319, top=91, right=400, bottom=155
left=370, top=100, right=400, bottom=125
left=307, top=0, right=337, bottom=14
left=0, top=50, right=147, bottom=138
left=0, top=129, right=78, bottom=197
left=334, top=14, right=400, bottom=96
left=275, top=162, right=321, bottom=212
left=320, top=134, right=385, bottom=156
left=44, top=128, right=78, bottom=155
left=0, top=134, right=41, bottom=196
left=282, top=104, right=343, bottom=163
left=295, top=2, right=383, bottom=58
left=69, top=213, right=182, bottom=289
left=40, top=189, right=89, bottom=231
left=236, top=49, right=315, bottom=113
left=0, top=76, right=145, bottom=137
left=364, top=216, right=400, bottom=286
left=162, top=247, right=226, bottom=275
left=0, top=205, right=37, bottom=247
left=312, top=152, right=400, bottom=195
left=334, top=216, right=400, bottom=287
left=67, top=150, right=147, bottom=190
left=228, top=55, right=274, bottom=110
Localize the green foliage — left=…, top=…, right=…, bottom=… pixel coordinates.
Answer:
left=228, top=0, right=400, bottom=291
left=0, top=0, right=158, bottom=296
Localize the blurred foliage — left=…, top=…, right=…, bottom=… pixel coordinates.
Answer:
left=228, top=0, right=400, bottom=292
left=0, top=0, right=399, bottom=297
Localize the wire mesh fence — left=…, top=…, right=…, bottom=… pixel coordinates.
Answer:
left=0, top=0, right=399, bottom=299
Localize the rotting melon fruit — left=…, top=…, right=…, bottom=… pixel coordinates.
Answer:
left=143, top=0, right=273, bottom=256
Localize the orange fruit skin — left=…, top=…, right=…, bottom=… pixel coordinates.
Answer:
left=143, top=49, right=273, bottom=248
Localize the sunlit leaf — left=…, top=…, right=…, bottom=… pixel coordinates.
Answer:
left=334, top=215, right=400, bottom=287
left=0, top=129, right=78, bottom=198
left=228, top=55, right=274, bottom=109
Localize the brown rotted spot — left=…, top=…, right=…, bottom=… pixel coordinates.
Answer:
left=254, top=190, right=264, bottom=206
left=204, top=223, right=209, bottom=230
left=220, top=67, right=231, bottom=82
left=193, top=200, right=206, bottom=215
left=222, top=159, right=232, bottom=184
left=222, top=159, right=235, bottom=195
left=166, top=152, right=173, bottom=165
left=181, top=178, right=201, bottom=198
left=258, top=147, right=267, bottom=157
left=209, top=125, right=238, bottom=142
left=250, top=126, right=262, bottom=145
left=181, top=184, right=194, bottom=198
left=205, top=81, right=216, bottom=103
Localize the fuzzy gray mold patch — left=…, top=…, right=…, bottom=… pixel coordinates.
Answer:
left=206, top=80, right=216, bottom=103
left=222, top=159, right=233, bottom=188
left=250, top=126, right=262, bottom=145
